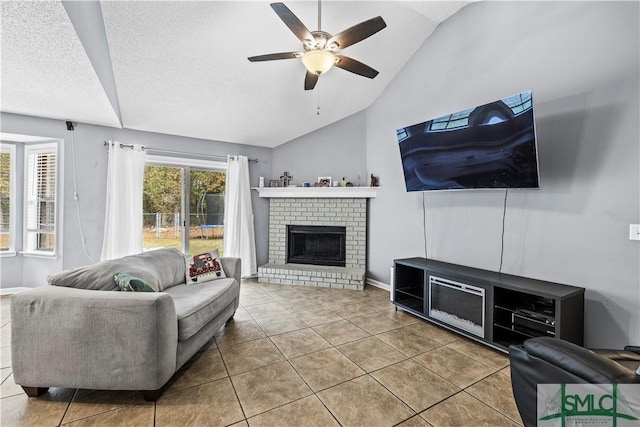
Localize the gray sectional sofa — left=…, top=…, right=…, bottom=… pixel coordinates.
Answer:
left=10, top=248, right=240, bottom=400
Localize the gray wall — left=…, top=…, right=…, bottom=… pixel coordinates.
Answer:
left=0, top=112, right=272, bottom=287
left=271, top=111, right=367, bottom=187
left=366, top=1, right=639, bottom=347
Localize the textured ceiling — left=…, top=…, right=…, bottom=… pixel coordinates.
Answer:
left=1, top=1, right=469, bottom=148
left=0, top=1, right=121, bottom=128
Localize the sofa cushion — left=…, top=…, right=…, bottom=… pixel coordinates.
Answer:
left=164, top=278, right=238, bottom=341
left=48, top=248, right=186, bottom=292
left=114, top=272, right=156, bottom=292
left=185, top=250, right=226, bottom=285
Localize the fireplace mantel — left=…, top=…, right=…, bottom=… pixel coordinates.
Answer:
left=253, top=186, right=378, bottom=198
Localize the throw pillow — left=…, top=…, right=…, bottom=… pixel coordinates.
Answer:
left=114, top=272, right=156, bottom=292
left=186, top=250, right=226, bottom=284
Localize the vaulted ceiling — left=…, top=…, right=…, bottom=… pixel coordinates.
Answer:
left=1, top=1, right=469, bottom=147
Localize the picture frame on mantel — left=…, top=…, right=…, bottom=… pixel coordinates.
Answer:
left=317, top=176, right=332, bottom=187
left=269, top=180, right=279, bottom=187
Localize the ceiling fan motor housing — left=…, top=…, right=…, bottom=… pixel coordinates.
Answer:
left=304, top=31, right=337, bottom=51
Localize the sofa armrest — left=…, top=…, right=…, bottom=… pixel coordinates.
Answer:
left=11, top=286, right=178, bottom=391
left=220, top=257, right=241, bottom=311
left=220, top=257, right=241, bottom=287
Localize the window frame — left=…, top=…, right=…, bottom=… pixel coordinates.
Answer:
left=22, top=142, right=59, bottom=257
left=0, top=143, right=17, bottom=256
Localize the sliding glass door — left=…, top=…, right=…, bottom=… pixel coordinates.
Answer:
left=143, top=163, right=225, bottom=255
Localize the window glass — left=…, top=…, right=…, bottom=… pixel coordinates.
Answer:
left=189, top=169, right=225, bottom=256
left=0, top=145, right=15, bottom=252
left=143, top=165, right=183, bottom=252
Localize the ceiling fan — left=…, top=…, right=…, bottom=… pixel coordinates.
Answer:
left=248, top=1, right=387, bottom=90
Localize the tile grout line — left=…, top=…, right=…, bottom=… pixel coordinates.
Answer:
left=56, top=388, right=78, bottom=427
left=215, top=335, right=249, bottom=424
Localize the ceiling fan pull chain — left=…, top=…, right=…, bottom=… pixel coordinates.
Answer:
left=317, top=88, right=321, bottom=115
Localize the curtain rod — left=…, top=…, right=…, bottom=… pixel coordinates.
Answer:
left=103, top=141, right=258, bottom=163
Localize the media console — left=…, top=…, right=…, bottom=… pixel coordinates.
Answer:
left=393, top=258, right=585, bottom=353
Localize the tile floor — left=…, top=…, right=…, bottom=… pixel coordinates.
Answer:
left=0, top=280, right=523, bottom=426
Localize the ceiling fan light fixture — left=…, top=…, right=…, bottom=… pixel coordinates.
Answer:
left=301, top=49, right=336, bottom=75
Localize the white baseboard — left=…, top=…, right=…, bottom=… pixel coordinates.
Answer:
left=0, top=287, right=31, bottom=295
left=366, top=278, right=390, bottom=292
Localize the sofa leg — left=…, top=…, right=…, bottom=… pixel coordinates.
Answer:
left=22, top=386, right=48, bottom=397
left=141, top=387, right=164, bottom=402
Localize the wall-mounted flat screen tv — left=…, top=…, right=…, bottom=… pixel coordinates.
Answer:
left=397, top=90, right=539, bottom=192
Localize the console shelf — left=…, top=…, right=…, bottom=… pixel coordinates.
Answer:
left=393, top=258, right=585, bottom=353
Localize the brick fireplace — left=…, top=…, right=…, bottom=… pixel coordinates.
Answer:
left=256, top=187, right=377, bottom=290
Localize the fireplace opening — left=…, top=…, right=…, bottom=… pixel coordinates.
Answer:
left=287, top=225, right=346, bottom=267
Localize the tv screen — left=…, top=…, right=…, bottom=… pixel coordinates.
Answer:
left=397, top=91, right=539, bottom=192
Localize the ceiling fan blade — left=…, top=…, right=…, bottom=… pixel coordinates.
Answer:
left=304, top=71, right=319, bottom=90
left=327, top=16, right=386, bottom=50
left=334, top=55, right=379, bottom=79
left=248, top=52, right=300, bottom=62
left=271, top=3, right=313, bottom=44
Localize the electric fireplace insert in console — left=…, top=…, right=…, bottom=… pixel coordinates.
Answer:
left=428, top=275, right=485, bottom=338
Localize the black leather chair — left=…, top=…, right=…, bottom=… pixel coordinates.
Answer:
left=509, top=337, right=640, bottom=427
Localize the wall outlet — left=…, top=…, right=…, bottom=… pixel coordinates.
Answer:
left=630, top=224, right=640, bottom=241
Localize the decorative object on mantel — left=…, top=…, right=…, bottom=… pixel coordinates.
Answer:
left=370, top=174, right=379, bottom=187
left=259, top=177, right=265, bottom=188
left=303, top=182, right=311, bottom=187
left=253, top=186, right=379, bottom=198
left=318, top=176, right=332, bottom=187
left=280, top=171, right=293, bottom=187
left=269, top=179, right=279, bottom=187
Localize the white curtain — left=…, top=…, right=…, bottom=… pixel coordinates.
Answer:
left=224, top=155, right=257, bottom=277
left=100, top=141, right=146, bottom=261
